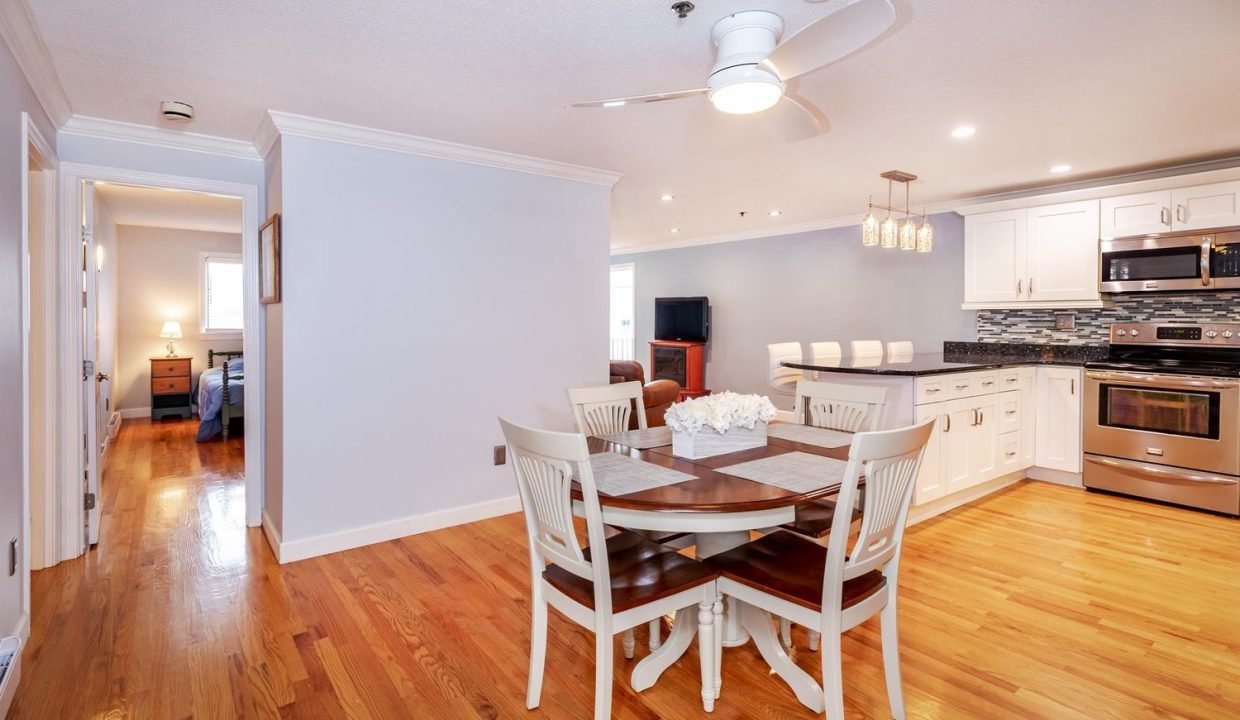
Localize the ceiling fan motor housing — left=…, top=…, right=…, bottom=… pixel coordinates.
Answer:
left=706, top=11, right=785, bottom=112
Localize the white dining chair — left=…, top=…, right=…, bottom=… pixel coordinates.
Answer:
left=499, top=418, right=722, bottom=719
left=780, top=380, right=891, bottom=650
left=886, top=341, right=915, bottom=360
left=768, top=342, right=804, bottom=402
left=808, top=341, right=842, bottom=380
left=704, top=419, right=935, bottom=719
left=566, top=381, right=688, bottom=653
left=849, top=339, right=884, bottom=357
left=568, top=381, right=647, bottom=435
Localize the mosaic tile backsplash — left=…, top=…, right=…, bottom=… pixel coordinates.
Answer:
left=976, top=292, right=1240, bottom=345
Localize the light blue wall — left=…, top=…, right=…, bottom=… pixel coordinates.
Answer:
left=612, top=213, right=975, bottom=408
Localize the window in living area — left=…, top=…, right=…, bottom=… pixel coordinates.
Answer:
left=202, top=252, right=243, bottom=335
left=609, top=263, right=635, bottom=361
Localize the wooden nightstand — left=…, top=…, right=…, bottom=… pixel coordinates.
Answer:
left=151, top=357, right=193, bottom=419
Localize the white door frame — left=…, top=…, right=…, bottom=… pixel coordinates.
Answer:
left=20, top=113, right=57, bottom=635
left=56, top=162, right=264, bottom=559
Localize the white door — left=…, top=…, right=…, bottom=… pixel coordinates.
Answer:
left=1035, top=367, right=1083, bottom=473
left=1171, top=181, right=1240, bottom=231
left=965, top=394, right=999, bottom=488
left=939, top=399, right=973, bottom=494
left=964, top=210, right=1026, bottom=304
left=1099, top=191, right=1171, bottom=238
left=81, top=181, right=102, bottom=546
left=1026, top=201, right=1101, bottom=303
left=913, top=403, right=944, bottom=505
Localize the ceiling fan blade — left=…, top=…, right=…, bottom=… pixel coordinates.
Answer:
left=761, top=93, right=829, bottom=142
left=760, top=0, right=895, bottom=81
left=572, top=88, right=707, bottom=108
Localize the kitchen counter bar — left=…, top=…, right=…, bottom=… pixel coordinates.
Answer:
left=782, top=342, right=1110, bottom=377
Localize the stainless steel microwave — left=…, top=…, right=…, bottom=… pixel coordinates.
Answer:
left=1099, top=229, right=1240, bottom=293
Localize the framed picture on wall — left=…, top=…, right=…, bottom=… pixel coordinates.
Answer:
left=259, top=213, right=281, bottom=304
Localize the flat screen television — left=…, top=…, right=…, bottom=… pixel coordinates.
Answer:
left=654, top=296, right=710, bottom=343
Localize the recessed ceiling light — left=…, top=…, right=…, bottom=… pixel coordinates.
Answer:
left=951, top=125, right=976, bottom=139
left=768, top=209, right=782, bottom=217
left=660, top=193, right=675, bottom=202
left=1050, top=164, right=1073, bottom=174
left=670, top=227, right=680, bottom=234
left=602, top=100, right=626, bottom=108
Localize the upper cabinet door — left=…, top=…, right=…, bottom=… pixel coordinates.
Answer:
left=1026, top=201, right=1101, bottom=303
left=964, top=209, right=1027, bottom=304
left=1171, top=180, right=1240, bottom=231
left=1100, top=191, right=1171, bottom=238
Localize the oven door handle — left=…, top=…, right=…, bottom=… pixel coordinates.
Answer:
left=1085, top=371, right=1240, bottom=390
left=1085, top=456, right=1239, bottom=486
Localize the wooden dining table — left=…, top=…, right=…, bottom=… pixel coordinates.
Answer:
left=571, top=430, right=852, bottom=703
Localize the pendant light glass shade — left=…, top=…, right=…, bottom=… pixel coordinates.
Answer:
left=861, top=212, right=879, bottom=246
left=916, top=216, right=934, bottom=253
left=879, top=215, right=897, bottom=248
left=899, top=217, right=917, bottom=250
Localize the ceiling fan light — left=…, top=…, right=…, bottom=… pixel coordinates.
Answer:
left=707, top=64, right=784, bottom=115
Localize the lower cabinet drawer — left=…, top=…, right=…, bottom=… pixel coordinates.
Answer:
left=152, top=377, right=190, bottom=394
left=999, top=390, right=1021, bottom=433
left=998, top=432, right=1022, bottom=473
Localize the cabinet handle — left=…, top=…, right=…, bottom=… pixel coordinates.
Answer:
left=979, top=409, right=985, bottom=425
left=955, top=383, right=969, bottom=390
left=970, top=408, right=978, bottom=426
left=1006, top=409, right=1017, bottom=416
left=1160, top=206, right=1171, bottom=226
left=1005, top=377, right=1018, bottom=384
left=926, top=387, right=940, bottom=394
left=943, top=414, right=950, bottom=432
left=982, top=380, right=994, bottom=386
left=1070, top=378, right=1076, bottom=395
left=1006, top=451, right=1017, bottom=458
left=1176, top=204, right=1187, bottom=223
left=1017, top=278, right=1022, bottom=295
left=1028, top=277, right=1034, bottom=295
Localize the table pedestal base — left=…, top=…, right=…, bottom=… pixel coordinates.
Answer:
left=692, top=530, right=752, bottom=647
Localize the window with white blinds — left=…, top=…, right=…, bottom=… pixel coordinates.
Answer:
left=202, top=253, right=243, bottom=334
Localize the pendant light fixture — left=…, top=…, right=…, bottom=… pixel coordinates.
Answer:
left=861, top=170, right=932, bottom=253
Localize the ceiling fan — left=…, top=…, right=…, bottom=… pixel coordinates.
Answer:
left=572, top=0, right=895, bottom=141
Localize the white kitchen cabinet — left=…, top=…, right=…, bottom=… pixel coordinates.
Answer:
left=962, top=394, right=1000, bottom=492
left=1026, top=201, right=1101, bottom=303
left=964, top=209, right=1025, bottom=304
left=1019, top=368, right=1037, bottom=468
left=998, top=389, right=1022, bottom=435
left=997, top=432, right=1023, bottom=474
left=913, top=404, right=945, bottom=505
left=1171, top=180, right=1240, bottom=231
left=963, top=202, right=1101, bottom=308
left=941, top=399, right=976, bottom=495
left=1100, top=190, right=1171, bottom=238
left=1035, top=367, right=1083, bottom=473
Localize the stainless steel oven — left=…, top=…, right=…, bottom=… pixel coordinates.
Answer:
left=1083, top=323, right=1240, bottom=515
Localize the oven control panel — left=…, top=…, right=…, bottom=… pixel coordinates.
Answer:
left=1111, top=322, right=1240, bottom=346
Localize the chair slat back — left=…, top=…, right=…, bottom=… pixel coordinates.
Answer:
left=499, top=419, right=611, bottom=604
left=822, top=420, right=934, bottom=601
left=886, top=340, right=914, bottom=359
left=568, top=381, right=646, bottom=436
left=850, top=340, right=884, bottom=357
left=794, top=380, right=890, bottom=433
left=768, top=342, right=804, bottom=394
left=810, top=341, right=842, bottom=367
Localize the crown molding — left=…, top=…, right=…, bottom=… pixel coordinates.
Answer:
left=261, top=110, right=623, bottom=187
left=253, top=111, right=280, bottom=159
left=0, top=0, right=71, bottom=126
left=60, top=115, right=261, bottom=160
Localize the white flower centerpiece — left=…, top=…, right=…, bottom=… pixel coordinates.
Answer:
left=664, top=391, right=777, bottom=459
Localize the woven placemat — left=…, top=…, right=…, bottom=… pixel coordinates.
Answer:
left=717, top=451, right=849, bottom=494
left=766, top=423, right=853, bottom=449
left=599, top=426, right=673, bottom=449
left=585, top=452, right=697, bottom=497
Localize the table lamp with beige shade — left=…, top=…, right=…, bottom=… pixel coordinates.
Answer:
left=160, top=320, right=183, bottom=357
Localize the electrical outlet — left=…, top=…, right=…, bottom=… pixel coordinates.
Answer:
left=1055, top=313, right=1077, bottom=331
left=8, top=538, right=16, bottom=577
left=493, top=445, right=506, bottom=466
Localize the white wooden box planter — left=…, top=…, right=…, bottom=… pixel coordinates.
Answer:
left=672, top=422, right=768, bottom=460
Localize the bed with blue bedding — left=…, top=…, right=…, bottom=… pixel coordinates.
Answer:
left=197, top=350, right=244, bottom=442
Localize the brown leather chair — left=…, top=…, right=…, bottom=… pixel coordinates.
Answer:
left=609, top=360, right=681, bottom=429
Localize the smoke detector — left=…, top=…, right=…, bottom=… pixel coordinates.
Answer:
left=160, top=101, right=194, bottom=122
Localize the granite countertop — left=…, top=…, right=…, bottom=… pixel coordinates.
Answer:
left=783, top=342, right=1110, bottom=377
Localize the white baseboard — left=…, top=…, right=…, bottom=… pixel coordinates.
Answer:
left=270, top=494, right=523, bottom=564
left=908, top=471, right=1024, bottom=526
left=119, top=407, right=151, bottom=419
left=261, top=509, right=283, bottom=563
left=10, top=612, right=29, bottom=641
left=1027, top=466, right=1084, bottom=487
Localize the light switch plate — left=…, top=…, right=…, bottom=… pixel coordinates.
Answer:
left=493, top=445, right=506, bottom=466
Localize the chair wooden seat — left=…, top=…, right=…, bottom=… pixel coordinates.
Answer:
left=779, top=497, right=862, bottom=539
left=544, top=532, right=718, bottom=613
left=704, top=531, right=885, bottom=611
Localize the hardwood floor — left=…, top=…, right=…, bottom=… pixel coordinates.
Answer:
left=11, top=418, right=1240, bottom=718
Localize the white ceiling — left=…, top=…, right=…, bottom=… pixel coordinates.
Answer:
left=94, top=183, right=243, bottom=233
left=26, top=0, right=1240, bottom=250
